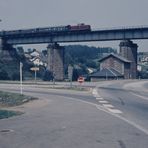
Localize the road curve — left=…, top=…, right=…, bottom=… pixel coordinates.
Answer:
left=0, top=81, right=147, bottom=148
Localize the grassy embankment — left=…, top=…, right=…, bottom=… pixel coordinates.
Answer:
left=0, top=91, right=37, bottom=119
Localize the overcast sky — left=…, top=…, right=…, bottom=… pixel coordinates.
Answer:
left=0, top=0, right=148, bottom=51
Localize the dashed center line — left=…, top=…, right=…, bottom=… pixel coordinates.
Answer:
left=103, top=104, right=114, bottom=108
left=96, top=97, right=104, bottom=100
left=107, top=108, right=123, bottom=114
left=99, top=100, right=109, bottom=103
left=92, top=88, right=122, bottom=114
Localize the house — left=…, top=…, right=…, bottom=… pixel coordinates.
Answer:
left=90, top=68, right=124, bottom=81
left=24, top=49, right=47, bottom=67
left=30, top=57, right=44, bottom=66
left=99, top=53, right=132, bottom=79
left=89, top=53, right=132, bottom=81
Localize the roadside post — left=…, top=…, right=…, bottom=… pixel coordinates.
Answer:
left=30, top=67, right=39, bottom=83
left=20, top=62, right=23, bottom=95
left=68, top=65, right=73, bottom=88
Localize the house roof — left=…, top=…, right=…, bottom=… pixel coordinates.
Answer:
left=30, top=57, right=41, bottom=62
left=90, top=68, right=123, bottom=78
left=30, top=51, right=40, bottom=57
left=98, top=53, right=131, bottom=63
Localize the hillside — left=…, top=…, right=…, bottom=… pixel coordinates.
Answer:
left=0, top=48, right=33, bottom=80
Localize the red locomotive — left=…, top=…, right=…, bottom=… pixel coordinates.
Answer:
left=68, top=23, right=91, bottom=31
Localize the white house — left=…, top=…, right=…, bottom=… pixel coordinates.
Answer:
left=30, top=57, right=44, bottom=66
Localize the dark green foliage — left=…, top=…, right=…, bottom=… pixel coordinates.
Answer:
left=37, top=66, right=46, bottom=78
left=86, top=60, right=97, bottom=68
left=138, top=70, right=148, bottom=79
left=12, top=72, right=20, bottom=81
left=42, top=50, right=47, bottom=56
left=64, top=45, right=116, bottom=78
left=0, top=47, right=34, bottom=80
left=0, top=70, right=10, bottom=80
left=0, top=110, right=23, bottom=119
left=0, top=91, right=37, bottom=107
left=65, top=45, right=116, bottom=64
left=72, top=68, right=79, bottom=81
left=72, top=66, right=88, bottom=81
left=43, top=70, right=53, bottom=81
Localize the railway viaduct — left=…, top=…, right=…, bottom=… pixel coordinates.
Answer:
left=0, top=26, right=148, bottom=80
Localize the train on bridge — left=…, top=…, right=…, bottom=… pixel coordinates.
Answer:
left=0, top=24, right=91, bottom=36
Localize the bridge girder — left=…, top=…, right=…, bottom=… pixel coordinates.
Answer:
left=1, top=27, right=148, bottom=45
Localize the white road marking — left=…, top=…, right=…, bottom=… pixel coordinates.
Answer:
left=107, top=108, right=123, bottom=114
left=93, top=88, right=122, bottom=114
left=92, top=89, right=98, bottom=95
left=92, top=88, right=101, bottom=98
left=95, top=105, right=148, bottom=135
left=96, top=97, right=104, bottom=100
left=103, top=104, right=114, bottom=108
left=99, top=100, right=109, bottom=103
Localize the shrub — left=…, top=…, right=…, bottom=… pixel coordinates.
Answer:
left=0, top=70, right=10, bottom=80
left=42, top=70, right=53, bottom=81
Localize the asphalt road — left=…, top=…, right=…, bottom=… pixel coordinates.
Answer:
left=95, top=80, right=148, bottom=133
left=0, top=80, right=147, bottom=148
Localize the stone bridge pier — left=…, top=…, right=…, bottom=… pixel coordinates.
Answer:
left=47, top=43, right=64, bottom=81
left=0, top=38, right=16, bottom=61
left=119, top=40, right=138, bottom=79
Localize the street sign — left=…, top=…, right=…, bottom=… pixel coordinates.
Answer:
left=30, top=67, right=39, bottom=71
left=77, top=76, right=84, bottom=84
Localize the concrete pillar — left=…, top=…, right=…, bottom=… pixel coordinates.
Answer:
left=47, top=43, right=64, bottom=81
left=119, top=40, right=138, bottom=79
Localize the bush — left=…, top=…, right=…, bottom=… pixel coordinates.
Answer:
left=0, top=70, right=10, bottom=80
left=42, top=70, right=53, bottom=81
left=12, top=72, right=20, bottom=80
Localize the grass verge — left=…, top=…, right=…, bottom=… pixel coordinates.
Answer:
left=0, top=91, right=37, bottom=119
left=0, top=91, right=37, bottom=107
left=0, top=110, right=23, bottom=119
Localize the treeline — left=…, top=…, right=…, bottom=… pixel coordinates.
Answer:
left=65, top=45, right=116, bottom=68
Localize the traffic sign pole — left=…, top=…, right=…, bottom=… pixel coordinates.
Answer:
left=35, top=70, right=37, bottom=83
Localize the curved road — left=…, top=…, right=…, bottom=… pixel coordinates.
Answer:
left=0, top=80, right=147, bottom=148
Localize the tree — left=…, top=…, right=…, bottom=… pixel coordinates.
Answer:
left=42, top=70, right=53, bottom=81
left=12, top=72, right=20, bottom=81
left=0, top=70, right=10, bottom=80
